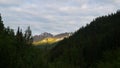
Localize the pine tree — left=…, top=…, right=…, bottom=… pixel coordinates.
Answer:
left=0, top=14, right=4, bottom=33
left=16, top=27, right=24, bottom=43
left=24, top=26, right=33, bottom=45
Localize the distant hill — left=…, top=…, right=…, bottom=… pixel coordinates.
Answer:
left=33, top=32, right=73, bottom=45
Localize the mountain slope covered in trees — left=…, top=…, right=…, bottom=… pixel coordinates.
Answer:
left=48, top=11, right=120, bottom=68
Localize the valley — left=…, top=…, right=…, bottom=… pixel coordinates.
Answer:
left=0, top=9, right=120, bottom=68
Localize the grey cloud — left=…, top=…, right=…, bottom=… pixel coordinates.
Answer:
left=0, top=0, right=120, bottom=35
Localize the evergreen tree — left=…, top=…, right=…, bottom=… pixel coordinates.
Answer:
left=24, top=26, right=33, bottom=45
left=16, top=27, right=24, bottom=42
left=0, top=14, right=4, bottom=33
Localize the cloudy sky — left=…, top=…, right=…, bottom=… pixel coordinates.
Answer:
left=0, top=0, right=120, bottom=35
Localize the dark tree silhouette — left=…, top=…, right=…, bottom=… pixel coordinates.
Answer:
left=24, top=26, right=33, bottom=45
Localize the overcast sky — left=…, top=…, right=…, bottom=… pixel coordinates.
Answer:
left=0, top=0, right=120, bottom=35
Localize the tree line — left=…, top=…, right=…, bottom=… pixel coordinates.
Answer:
left=0, top=14, right=47, bottom=68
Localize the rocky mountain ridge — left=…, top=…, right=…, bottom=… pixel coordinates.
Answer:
left=33, top=32, right=73, bottom=42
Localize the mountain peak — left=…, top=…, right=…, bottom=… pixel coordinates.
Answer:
left=33, top=32, right=53, bottom=42
left=33, top=32, right=73, bottom=44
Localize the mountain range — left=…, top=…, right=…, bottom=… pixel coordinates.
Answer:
left=33, top=32, right=73, bottom=45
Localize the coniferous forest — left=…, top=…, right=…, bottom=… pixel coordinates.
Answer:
left=0, top=10, right=120, bottom=68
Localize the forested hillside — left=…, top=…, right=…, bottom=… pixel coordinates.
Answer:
left=48, top=10, right=120, bottom=68
left=0, top=10, right=120, bottom=68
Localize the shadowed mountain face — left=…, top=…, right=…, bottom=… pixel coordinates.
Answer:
left=48, top=11, right=120, bottom=68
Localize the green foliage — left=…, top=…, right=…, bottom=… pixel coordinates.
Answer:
left=95, top=48, right=120, bottom=68
left=0, top=14, right=46, bottom=68
left=48, top=11, right=120, bottom=68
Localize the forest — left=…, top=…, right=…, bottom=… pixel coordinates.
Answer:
left=0, top=10, right=120, bottom=68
